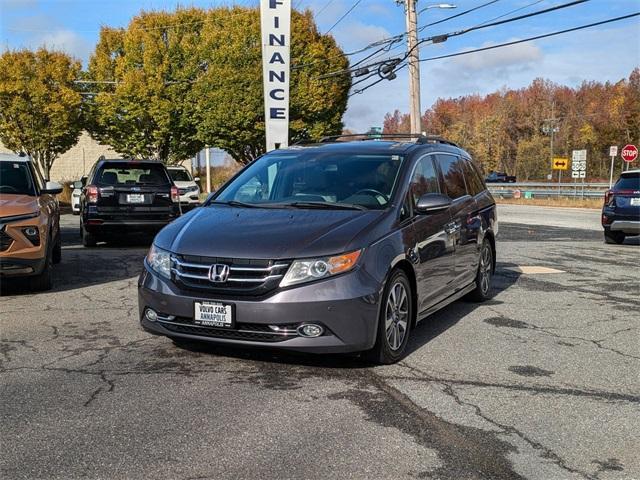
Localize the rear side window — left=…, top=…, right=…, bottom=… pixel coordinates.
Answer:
left=461, top=160, right=485, bottom=196
left=95, top=163, right=170, bottom=186
left=409, top=155, right=440, bottom=205
left=615, top=174, right=640, bottom=191
left=435, top=154, right=467, bottom=199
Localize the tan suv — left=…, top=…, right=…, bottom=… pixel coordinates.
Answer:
left=0, top=153, right=63, bottom=291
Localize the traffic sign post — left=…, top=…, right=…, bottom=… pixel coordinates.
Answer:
left=609, top=145, right=618, bottom=188
left=621, top=144, right=638, bottom=171
left=553, top=157, right=569, bottom=188
left=572, top=150, right=587, bottom=198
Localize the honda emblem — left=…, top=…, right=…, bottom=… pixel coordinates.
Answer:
left=209, top=264, right=230, bottom=283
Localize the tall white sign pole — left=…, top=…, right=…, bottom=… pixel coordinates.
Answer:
left=260, top=0, right=291, bottom=151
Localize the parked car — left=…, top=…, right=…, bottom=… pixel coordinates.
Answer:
left=167, top=166, right=201, bottom=208
left=70, top=180, right=82, bottom=215
left=602, top=169, right=640, bottom=244
left=80, top=159, right=180, bottom=247
left=485, top=171, right=516, bottom=183
left=0, top=153, right=63, bottom=291
left=138, top=135, right=497, bottom=363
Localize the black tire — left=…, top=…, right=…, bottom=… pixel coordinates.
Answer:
left=72, top=210, right=80, bottom=216
left=52, top=233, right=62, bottom=264
left=367, top=269, right=413, bottom=365
left=466, top=239, right=494, bottom=302
left=81, top=224, right=97, bottom=247
left=604, top=229, right=625, bottom=245
left=29, top=248, right=53, bottom=291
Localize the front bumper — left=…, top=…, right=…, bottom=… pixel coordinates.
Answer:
left=0, top=256, right=46, bottom=277
left=138, top=265, right=382, bottom=354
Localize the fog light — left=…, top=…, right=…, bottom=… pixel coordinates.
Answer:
left=297, top=324, right=324, bottom=338
left=145, top=308, right=158, bottom=322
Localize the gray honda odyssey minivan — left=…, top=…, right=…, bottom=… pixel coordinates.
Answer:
left=138, top=135, right=497, bottom=364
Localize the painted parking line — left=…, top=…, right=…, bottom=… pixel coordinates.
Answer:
left=504, top=266, right=565, bottom=274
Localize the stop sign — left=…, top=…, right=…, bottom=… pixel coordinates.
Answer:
left=621, top=144, right=638, bottom=163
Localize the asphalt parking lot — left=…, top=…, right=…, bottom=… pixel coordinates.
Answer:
left=1, top=205, right=638, bottom=480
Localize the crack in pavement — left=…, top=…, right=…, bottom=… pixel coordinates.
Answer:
left=396, top=362, right=595, bottom=479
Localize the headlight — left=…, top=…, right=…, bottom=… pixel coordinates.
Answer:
left=281, top=250, right=361, bottom=287
left=146, top=244, right=171, bottom=279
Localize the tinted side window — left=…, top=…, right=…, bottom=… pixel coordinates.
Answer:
left=436, top=154, right=466, bottom=199
left=410, top=155, right=440, bottom=205
left=461, top=160, right=485, bottom=196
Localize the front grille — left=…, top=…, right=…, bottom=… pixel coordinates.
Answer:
left=159, top=317, right=299, bottom=342
left=171, top=255, right=290, bottom=296
left=0, top=230, right=13, bottom=252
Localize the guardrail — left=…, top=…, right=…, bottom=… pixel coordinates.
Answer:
left=487, top=182, right=609, bottom=189
left=487, top=182, right=607, bottom=199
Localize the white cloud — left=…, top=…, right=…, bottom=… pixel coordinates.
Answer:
left=37, top=29, right=92, bottom=62
left=332, top=21, right=392, bottom=52
left=451, top=41, right=543, bottom=70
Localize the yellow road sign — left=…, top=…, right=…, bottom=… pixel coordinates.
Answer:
left=552, top=157, right=569, bottom=170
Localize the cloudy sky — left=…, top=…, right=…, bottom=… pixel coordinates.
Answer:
left=1, top=0, right=638, bottom=132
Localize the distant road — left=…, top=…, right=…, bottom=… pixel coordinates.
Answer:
left=497, top=204, right=601, bottom=231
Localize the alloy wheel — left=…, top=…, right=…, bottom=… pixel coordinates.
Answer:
left=479, top=244, right=493, bottom=295
left=385, top=281, right=409, bottom=351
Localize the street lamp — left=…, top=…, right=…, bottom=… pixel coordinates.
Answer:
left=405, top=2, right=457, bottom=133
left=417, top=3, right=456, bottom=15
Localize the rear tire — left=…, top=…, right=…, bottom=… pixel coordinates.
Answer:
left=81, top=224, right=97, bottom=247
left=366, top=269, right=413, bottom=365
left=466, top=239, right=493, bottom=302
left=604, top=229, right=625, bottom=244
left=29, top=248, right=52, bottom=292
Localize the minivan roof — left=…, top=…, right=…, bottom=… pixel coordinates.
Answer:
left=285, top=139, right=466, bottom=157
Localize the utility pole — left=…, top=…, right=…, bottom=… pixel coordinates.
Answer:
left=543, top=101, right=560, bottom=182
left=404, top=0, right=421, bottom=134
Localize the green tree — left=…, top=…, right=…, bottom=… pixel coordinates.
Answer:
left=86, top=7, right=350, bottom=165
left=193, top=7, right=350, bottom=164
left=0, top=48, right=82, bottom=179
left=86, top=8, right=206, bottom=163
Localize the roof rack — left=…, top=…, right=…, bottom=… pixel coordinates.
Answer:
left=312, top=133, right=459, bottom=147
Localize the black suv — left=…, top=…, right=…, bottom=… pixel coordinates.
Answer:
left=80, top=159, right=180, bottom=246
left=138, top=135, right=497, bottom=364
left=602, top=169, right=640, bottom=244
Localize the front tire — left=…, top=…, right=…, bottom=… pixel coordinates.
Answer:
left=604, top=229, right=625, bottom=244
left=367, top=269, right=413, bottom=365
left=29, top=248, right=53, bottom=291
left=466, top=239, right=493, bottom=302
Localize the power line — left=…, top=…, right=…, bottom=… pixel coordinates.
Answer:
left=418, top=0, right=500, bottom=32
left=315, top=0, right=337, bottom=17
left=417, top=12, right=639, bottom=64
left=325, top=0, right=364, bottom=34
left=349, top=11, right=640, bottom=96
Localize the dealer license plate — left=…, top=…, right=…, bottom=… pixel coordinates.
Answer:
left=126, top=193, right=145, bottom=203
left=630, top=198, right=640, bottom=206
left=194, top=301, right=234, bottom=328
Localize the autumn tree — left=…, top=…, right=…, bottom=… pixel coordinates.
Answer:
left=86, top=7, right=350, bottom=165
left=0, top=48, right=83, bottom=179
left=86, top=8, right=206, bottom=163
left=193, top=8, right=350, bottom=164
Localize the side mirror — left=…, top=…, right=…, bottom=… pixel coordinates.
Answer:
left=81, top=176, right=88, bottom=186
left=415, top=193, right=451, bottom=214
left=73, top=181, right=83, bottom=189
left=42, top=181, right=63, bottom=195
left=193, top=176, right=200, bottom=182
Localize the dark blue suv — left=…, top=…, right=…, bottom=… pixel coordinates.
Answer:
left=602, top=170, right=640, bottom=244
left=138, top=135, right=498, bottom=364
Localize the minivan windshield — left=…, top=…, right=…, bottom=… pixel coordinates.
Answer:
left=214, top=152, right=404, bottom=210
left=96, top=162, right=171, bottom=186
left=0, top=162, right=36, bottom=196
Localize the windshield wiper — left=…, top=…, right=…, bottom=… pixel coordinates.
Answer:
left=282, top=201, right=368, bottom=211
left=209, top=200, right=269, bottom=208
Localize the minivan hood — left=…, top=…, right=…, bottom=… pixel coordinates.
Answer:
left=156, top=205, right=386, bottom=259
left=0, top=194, right=39, bottom=218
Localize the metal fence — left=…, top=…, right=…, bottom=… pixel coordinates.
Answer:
left=488, top=182, right=608, bottom=199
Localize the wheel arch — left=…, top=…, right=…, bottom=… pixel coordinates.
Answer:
left=390, top=259, right=419, bottom=329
